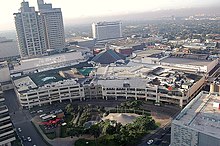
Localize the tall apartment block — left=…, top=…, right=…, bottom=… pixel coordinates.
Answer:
left=92, top=21, right=122, bottom=41
left=14, top=1, right=45, bottom=58
left=14, top=0, right=65, bottom=59
left=37, top=0, right=65, bottom=51
left=0, top=86, right=15, bottom=145
left=171, top=91, right=220, bottom=146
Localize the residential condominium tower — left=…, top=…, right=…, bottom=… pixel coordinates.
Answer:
left=14, top=1, right=45, bottom=58
left=14, top=0, right=65, bottom=59
left=92, top=21, right=122, bottom=41
left=37, top=0, right=65, bottom=51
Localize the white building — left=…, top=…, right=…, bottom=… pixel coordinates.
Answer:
left=11, top=51, right=85, bottom=74
left=0, top=62, right=10, bottom=83
left=13, top=77, right=84, bottom=109
left=14, top=0, right=65, bottom=59
left=0, top=86, right=16, bottom=145
left=160, top=57, right=218, bottom=73
left=14, top=1, right=45, bottom=58
left=171, top=91, right=220, bottom=146
left=37, top=0, right=65, bottom=51
left=92, top=21, right=122, bottom=41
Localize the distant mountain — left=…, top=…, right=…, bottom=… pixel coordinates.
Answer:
left=65, top=6, right=220, bottom=26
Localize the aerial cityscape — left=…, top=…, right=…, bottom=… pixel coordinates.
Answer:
left=0, top=0, right=220, bottom=146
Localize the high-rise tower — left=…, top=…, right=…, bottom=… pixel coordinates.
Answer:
left=14, top=1, right=46, bottom=58
left=92, top=21, right=122, bottom=41
left=14, top=0, right=65, bottom=59
left=37, top=0, right=65, bottom=51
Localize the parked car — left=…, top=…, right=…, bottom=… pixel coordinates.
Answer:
left=147, top=139, right=154, bottom=145
left=37, top=109, right=43, bottom=113
left=27, top=136, right=31, bottom=142
left=39, top=114, right=46, bottom=118
left=18, top=128, right=22, bottom=132
left=21, top=136, right=26, bottom=141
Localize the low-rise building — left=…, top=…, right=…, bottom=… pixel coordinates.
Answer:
left=11, top=51, right=85, bottom=74
left=13, top=73, right=84, bottom=109
left=95, top=65, right=205, bottom=107
left=171, top=91, right=220, bottom=146
left=160, top=57, right=218, bottom=73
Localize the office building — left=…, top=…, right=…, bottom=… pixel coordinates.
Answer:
left=92, top=21, right=122, bottom=41
left=0, top=85, right=15, bottom=145
left=14, top=1, right=46, bottom=58
left=37, top=0, right=65, bottom=51
left=14, top=0, right=65, bottom=58
left=171, top=91, right=220, bottom=146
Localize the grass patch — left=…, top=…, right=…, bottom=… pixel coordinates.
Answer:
left=60, top=126, right=68, bottom=138
left=156, top=122, right=161, bottom=127
left=46, top=132, right=56, bottom=139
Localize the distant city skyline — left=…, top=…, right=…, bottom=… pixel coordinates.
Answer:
left=0, top=0, right=220, bottom=31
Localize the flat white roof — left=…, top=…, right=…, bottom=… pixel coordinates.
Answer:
left=161, top=57, right=211, bottom=66
left=97, top=78, right=148, bottom=88
left=14, top=76, right=37, bottom=92
left=96, top=65, right=153, bottom=79
left=173, top=91, right=220, bottom=139
left=13, top=52, right=84, bottom=72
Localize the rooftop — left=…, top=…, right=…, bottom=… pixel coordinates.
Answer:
left=13, top=76, right=37, bottom=92
left=92, top=49, right=126, bottom=64
left=173, top=91, right=220, bottom=139
left=12, top=51, right=84, bottom=72
left=161, top=57, right=212, bottom=66
left=97, top=78, right=148, bottom=88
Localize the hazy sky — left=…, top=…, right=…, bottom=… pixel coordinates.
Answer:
left=0, top=0, right=219, bottom=31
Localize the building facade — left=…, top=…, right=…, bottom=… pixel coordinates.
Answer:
left=37, top=0, right=65, bottom=51
left=0, top=86, right=15, bottom=146
left=171, top=91, right=220, bottom=146
left=14, top=0, right=65, bottom=59
left=14, top=78, right=84, bottom=108
left=98, top=77, right=204, bottom=107
left=0, top=62, right=10, bottom=83
left=92, top=21, right=122, bottom=41
left=14, top=1, right=45, bottom=58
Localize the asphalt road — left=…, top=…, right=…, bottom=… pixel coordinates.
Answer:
left=138, top=104, right=180, bottom=146
left=3, top=90, right=48, bottom=146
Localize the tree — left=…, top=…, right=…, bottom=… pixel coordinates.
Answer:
left=89, top=124, right=101, bottom=138
left=89, top=124, right=101, bottom=146
left=65, top=104, right=73, bottom=114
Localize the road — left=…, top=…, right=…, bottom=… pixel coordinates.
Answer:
left=138, top=104, right=180, bottom=146
left=3, top=90, right=48, bottom=146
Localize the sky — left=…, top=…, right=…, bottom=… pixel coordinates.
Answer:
left=0, top=0, right=220, bottom=31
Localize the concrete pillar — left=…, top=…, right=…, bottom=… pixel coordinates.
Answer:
left=180, top=99, right=183, bottom=108
left=210, top=84, right=215, bottom=93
